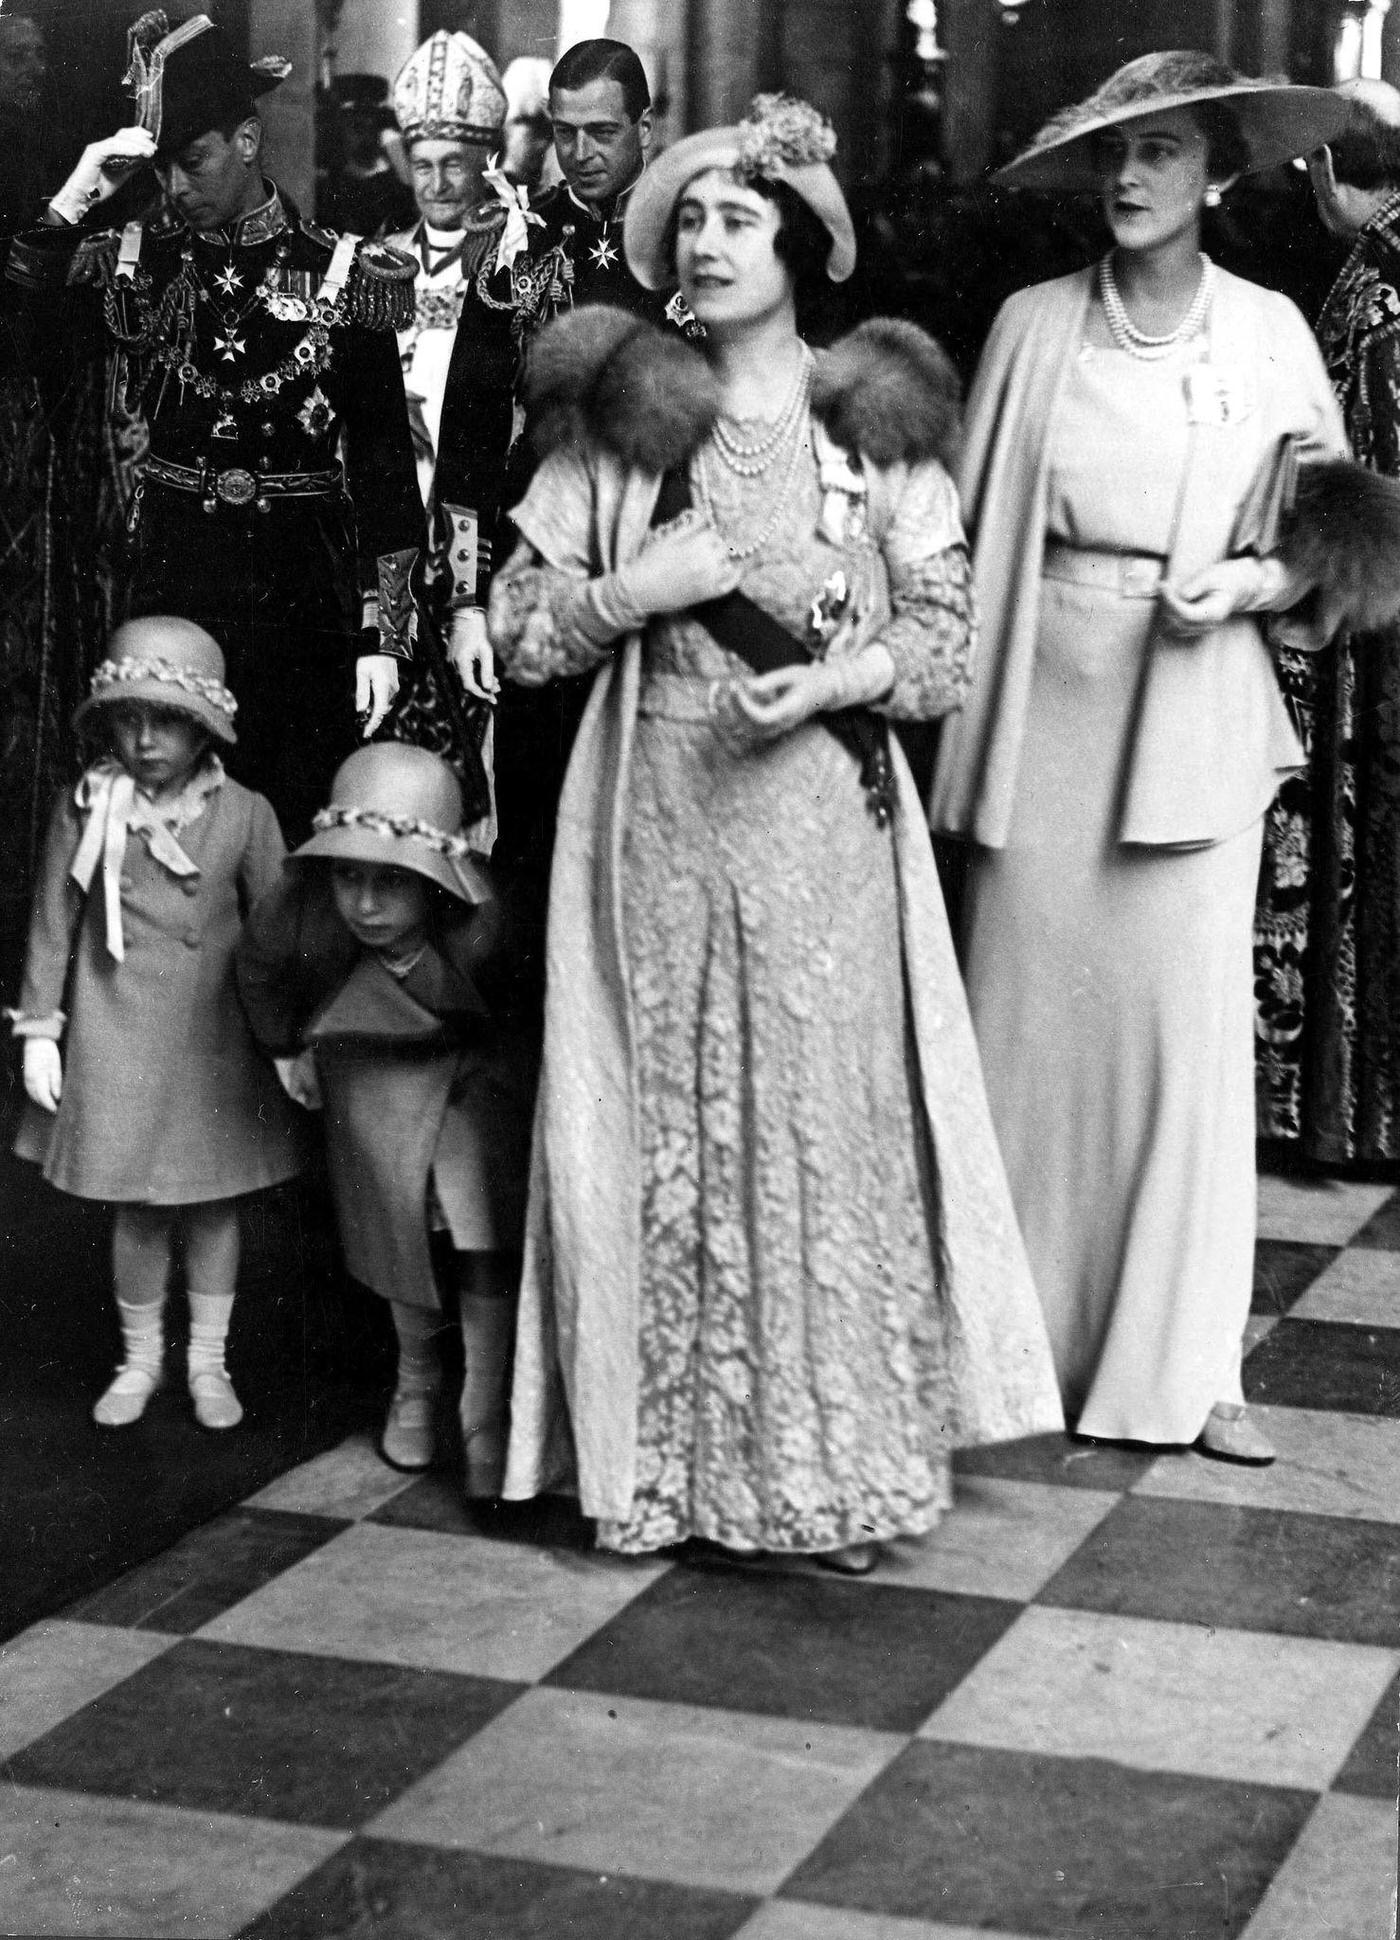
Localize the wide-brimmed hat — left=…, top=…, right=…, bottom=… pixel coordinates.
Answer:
left=999, top=49, right=1350, bottom=192
left=291, top=744, right=491, bottom=906
left=626, top=93, right=856, bottom=291
left=73, top=616, right=237, bottom=745
left=125, top=10, right=290, bottom=156
left=392, top=30, right=505, bottom=147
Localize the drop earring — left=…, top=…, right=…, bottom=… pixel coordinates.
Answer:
left=1204, top=185, right=1222, bottom=208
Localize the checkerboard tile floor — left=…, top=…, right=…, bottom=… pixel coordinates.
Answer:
left=2, top=1173, right=1396, bottom=1938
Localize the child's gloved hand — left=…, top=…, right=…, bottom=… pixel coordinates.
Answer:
left=275, top=1052, right=323, bottom=1112
left=22, top=1038, right=62, bottom=1112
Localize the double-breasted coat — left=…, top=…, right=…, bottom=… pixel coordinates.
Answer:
left=236, top=870, right=536, bottom=1310
left=13, top=770, right=304, bottom=1203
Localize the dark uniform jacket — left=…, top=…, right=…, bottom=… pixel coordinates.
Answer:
left=432, top=176, right=698, bottom=893
left=6, top=186, right=426, bottom=837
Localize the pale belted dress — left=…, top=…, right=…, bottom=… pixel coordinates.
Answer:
left=931, top=267, right=1346, bottom=1445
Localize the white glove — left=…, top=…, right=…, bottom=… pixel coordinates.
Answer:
left=274, top=1053, right=323, bottom=1112
left=22, top=1038, right=62, bottom=1112
left=49, top=127, right=156, bottom=225
left=448, top=607, right=500, bottom=701
left=355, top=654, right=400, bottom=737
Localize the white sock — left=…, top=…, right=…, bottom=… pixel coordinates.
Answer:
left=390, top=1300, right=441, bottom=1396
left=115, top=1295, right=165, bottom=1378
left=187, top=1289, right=235, bottom=1378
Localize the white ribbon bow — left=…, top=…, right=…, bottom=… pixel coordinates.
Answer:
left=484, top=153, right=544, bottom=276
left=69, top=760, right=203, bottom=963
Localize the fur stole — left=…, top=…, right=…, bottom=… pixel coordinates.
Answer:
left=1284, top=458, right=1400, bottom=635
left=526, top=305, right=961, bottom=473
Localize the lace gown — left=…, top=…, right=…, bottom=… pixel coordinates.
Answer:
left=594, top=442, right=957, bottom=1553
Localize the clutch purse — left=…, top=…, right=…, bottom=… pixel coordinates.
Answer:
left=1228, top=434, right=1303, bottom=558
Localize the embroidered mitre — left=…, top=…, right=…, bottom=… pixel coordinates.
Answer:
left=392, top=30, right=505, bottom=146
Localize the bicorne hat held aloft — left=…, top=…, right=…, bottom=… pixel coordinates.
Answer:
left=124, top=10, right=290, bottom=157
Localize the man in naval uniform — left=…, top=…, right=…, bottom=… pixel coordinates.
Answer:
left=7, top=11, right=425, bottom=839
left=430, top=38, right=697, bottom=912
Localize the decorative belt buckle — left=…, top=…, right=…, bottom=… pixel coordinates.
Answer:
left=215, top=467, right=258, bottom=507
left=1119, top=558, right=1160, bottom=600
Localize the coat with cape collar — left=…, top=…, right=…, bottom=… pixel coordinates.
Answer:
left=496, top=321, right=1064, bottom=1520
left=930, top=266, right=1347, bottom=851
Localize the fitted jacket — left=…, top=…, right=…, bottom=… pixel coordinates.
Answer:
left=930, top=267, right=1348, bottom=850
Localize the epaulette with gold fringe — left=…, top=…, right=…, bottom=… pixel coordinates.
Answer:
left=68, top=228, right=123, bottom=289
left=299, top=213, right=339, bottom=251
left=345, top=238, right=417, bottom=330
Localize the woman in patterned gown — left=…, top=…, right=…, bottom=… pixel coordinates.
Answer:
left=482, top=96, right=1061, bottom=1573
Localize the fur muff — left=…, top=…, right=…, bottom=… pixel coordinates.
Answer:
left=1284, top=458, right=1400, bottom=636
left=526, top=305, right=719, bottom=473
left=813, top=318, right=962, bottom=470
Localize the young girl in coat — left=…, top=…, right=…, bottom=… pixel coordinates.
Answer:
left=237, top=743, right=533, bottom=1492
left=9, top=617, right=304, bottom=1429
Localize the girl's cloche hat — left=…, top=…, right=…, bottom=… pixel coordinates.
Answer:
left=73, top=615, right=238, bottom=745
left=999, top=49, right=1350, bottom=193
left=291, top=743, right=491, bottom=906
left=626, top=92, right=857, bottom=291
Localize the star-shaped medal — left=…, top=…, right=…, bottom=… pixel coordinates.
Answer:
left=212, top=264, right=243, bottom=297
left=213, top=332, right=247, bottom=361
left=589, top=231, right=618, bottom=272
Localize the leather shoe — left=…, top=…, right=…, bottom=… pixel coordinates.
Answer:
left=1198, top=1403, right=1275, bottom=1466
left=93, top=1365, right=161, bottom=1428
left=815, top=1541, right=881, bottom=1576
left=381, top=1389, right=437, bottom=1471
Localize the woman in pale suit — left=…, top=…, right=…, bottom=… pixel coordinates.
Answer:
left=932, top=52, right=1374, bottom=1464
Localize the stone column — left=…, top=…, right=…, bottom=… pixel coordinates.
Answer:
left=249, top=0, right=319, bottom=211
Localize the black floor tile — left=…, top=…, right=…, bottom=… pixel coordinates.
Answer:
left=543, top=1559, right=1018, bottom=1733
left=781, top=1739, right=1315, bottom=1937
left=1332, top=1669, right=1400, bottom=1799
left=372, top=1476, right=595, bottom=1551
left=1252, top=1240, right=1341, bottom=1315
left=1037, top=1496, right=1400, bottom=1646
left=954, top=1431, right=1155, bottom=1492
left=239, top=1840, right=758, bottom=1940
left=1354, top=1193, right=1400, bottom=1251
left=1244, top=1318, right=1400, bottom=1416
left=0, top=1154, right=393, bottom=1645
left=63, top=1508, right=347, bottom=1634
left=3, top=1638, right=522, bottom=1829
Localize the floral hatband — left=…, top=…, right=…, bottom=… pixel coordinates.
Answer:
left=88, top=655, right=238, bottom=721
left=312, top=802, right=474, bottom=861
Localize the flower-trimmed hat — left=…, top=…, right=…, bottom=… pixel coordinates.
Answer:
left=291, top=744, right=491, bottom=906
left=999, top=49, right=1349, bottom=193
left=626, top=93, right=857, bottom=291
left=73, top=616, right=238, bottom=745
left=124, top=10, right=290, bottom=158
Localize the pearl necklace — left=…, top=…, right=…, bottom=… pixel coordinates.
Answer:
left=710, top=346, right=814, bottom=475
left=1098, top=252, right=1215, bottom=361
left=695, top=403, right=811, bottom=561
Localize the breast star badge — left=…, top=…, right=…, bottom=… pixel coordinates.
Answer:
left=297, top=385, right=334, bottom=439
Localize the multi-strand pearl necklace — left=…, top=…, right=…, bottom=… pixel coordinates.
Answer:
left=709, top=344, right=813, bottom=475
left=1098, top=251, right=1216, bottom=361
left=695, top=347, right=814, bottom=560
